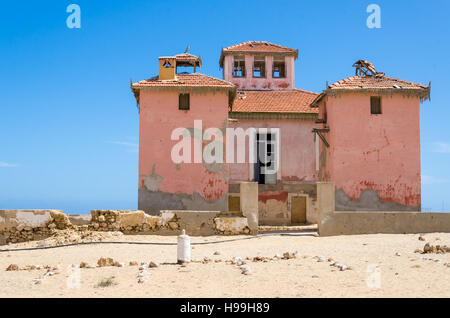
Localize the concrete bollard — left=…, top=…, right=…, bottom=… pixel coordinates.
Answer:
left=177, top=229, right=191, bottom=264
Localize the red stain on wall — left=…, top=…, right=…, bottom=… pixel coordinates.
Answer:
left=201, top=170, right=227, bottom=202
left=282, top=176, right=306, bottom=182
left=277, top=82, right=289, bottom=88
left=258, top=191, right=288, bottom=204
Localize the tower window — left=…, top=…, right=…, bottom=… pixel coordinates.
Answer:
left=272, top=57, right=286, bottom=78
left=253, top=56, right=266, bottom=78
left=179, top=93, right=190, bottom=110
left=370, top=96, right=382, bottom=114
left=233, top=56, right=246, bottom=77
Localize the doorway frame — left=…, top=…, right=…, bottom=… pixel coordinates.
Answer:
left=288, top=193, right=309, bottom=224
left=248, top=128, right=281, bottom=183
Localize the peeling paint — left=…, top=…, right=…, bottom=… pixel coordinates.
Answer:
left=335, top=189, right=420, bottom=211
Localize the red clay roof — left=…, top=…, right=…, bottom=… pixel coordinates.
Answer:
left=223, top=41, right=297, bottom=54
left=132, top=73, right=235, bottom=89
left=220, top=41, right=298, bottom=67
left=328, top=75, right=428, bottom=90
left=231, top=89, right=319, bottom=114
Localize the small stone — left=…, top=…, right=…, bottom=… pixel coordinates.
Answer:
left=129, top=261, right=138, bottom=266
left=114, top=261, right=125, bottom=268
left=213, top=251, right=221, bottom=256
left=414, top=249, right=422, bottom=253
left=240, top=265, right=251, bottom=275
left=312, top=275, right=319, bottom=279
left=138, top=277, right=146, bottom=284
left=423, top=243, right=432, bottom=253
left=149, top=261, right=159, bottom=268
left=137, top=271, right=147, bottom=278
left=168, top=222, right=179, bottom=230
left=395, top=252, right=401, bottom=257
left=80, top=262, right=88, bottom=268
left=418, top=236, right=425, bottom=241
left=97, top=257, right=115, bottom=267
left=232, top=257, right=243, bottom=265
left=283, top=252, right=297, bottom=260
left=6, top=264, right=19, bottom=271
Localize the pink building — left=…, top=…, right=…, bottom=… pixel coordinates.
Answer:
left=312, top=61, right=430, bottom=211
left=131, top=44, right=430, bottom=224
left=131, top=53, right=235, bottom=213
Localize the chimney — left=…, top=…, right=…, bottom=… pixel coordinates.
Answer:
left=159, top=57, right=176, bottom=80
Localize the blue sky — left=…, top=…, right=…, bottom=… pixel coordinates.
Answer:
left=0, top=0, right=449, bottom=214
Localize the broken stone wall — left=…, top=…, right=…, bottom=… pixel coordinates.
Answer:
left=0, top=210, right=76, bottom=244
left=1, top=209, right=251, bottom=245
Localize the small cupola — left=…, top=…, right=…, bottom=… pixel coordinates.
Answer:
left=158, top=46, right=202, bottom=81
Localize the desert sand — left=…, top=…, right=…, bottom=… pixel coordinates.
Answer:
left=0, top=232, right=449, bottom=298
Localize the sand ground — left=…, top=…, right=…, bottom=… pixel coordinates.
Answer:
left=0, top=232, right=449, bottom=298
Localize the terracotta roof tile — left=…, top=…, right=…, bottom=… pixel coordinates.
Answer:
left=220, top=41, right=298, bottom=67
left=328, top=75, right=428, bottom=90
left=231, top=89, right=319, bottom=114
left=223, top=41, right=297, bottom=54
left=132, top=73, right=235, bottom=88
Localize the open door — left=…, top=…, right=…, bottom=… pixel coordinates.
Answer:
left=256, top=133, right=277, bottom=185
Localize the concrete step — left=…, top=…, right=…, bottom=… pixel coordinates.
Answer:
left=258, top=224, right=318, bottom=234
left=217, top=211, right=243, bottom=217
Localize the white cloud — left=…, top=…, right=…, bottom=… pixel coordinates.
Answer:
left=109, top=141, right=138, bottom=153
left=422, top=174, right=448, bottom=185
left=0, top=162, right=18, bottom=168
left=433, top=142, right=450, bottom=153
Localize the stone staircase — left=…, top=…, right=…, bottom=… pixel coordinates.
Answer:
left=258, top=223, right=318, bottom=234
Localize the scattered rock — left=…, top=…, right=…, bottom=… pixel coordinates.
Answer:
left=114, top=261, right=125, bottom=268
left=240, top=265, right=251, bottom=275
left=129, top=261, right=138, bottom=266
left=6, top=264, right=19, bottom=271
left=213, top=251, right=221, bottom=256
left=149, top=261, right=159, bottom=268
left=423, top=243, right=449, bottom=254
left=282, top=252, right=297, bottom=260
left=315, top=256, right=326, bottom=262
left=97, top=257, right=115, bottom=267
left=418, top=236, right=425, bottom=241
left=232, top=257, right=244, bottom=266
left=252, top=256, right=269, bottom=262
left=395, top=252, right=401, bottom=257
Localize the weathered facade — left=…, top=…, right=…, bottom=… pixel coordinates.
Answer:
left=132, top=53, right=235, bottom=215
left=312, top=63, right=430, bottom=212
left=131, top=44, right=430, bottom=225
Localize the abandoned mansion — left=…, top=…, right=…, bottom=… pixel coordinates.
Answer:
left=130, top=41, right=430, bottom=225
